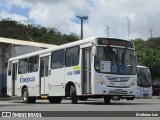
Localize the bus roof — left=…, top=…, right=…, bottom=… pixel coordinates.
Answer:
left=9, top=37, right=97, bottom=61
left=9, top=37, right=133, bottom=61
left=137, top=65, right=148, bottom=69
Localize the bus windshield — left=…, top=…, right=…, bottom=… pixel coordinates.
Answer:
left=95, top=46, right=136, bottom=75
left=137, top=67, right=152, bottom=87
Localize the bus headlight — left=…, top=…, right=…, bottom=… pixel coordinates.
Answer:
left=94, top=77, right=104, bottom=85
left=130, top=80, right=137, bottom=87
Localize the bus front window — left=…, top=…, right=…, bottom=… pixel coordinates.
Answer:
left=95, top=46, right=136, bottom=75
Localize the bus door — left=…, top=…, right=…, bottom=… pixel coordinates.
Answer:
left=82, top=47, right=92, bottom=94
left=40, top=55, right=49, bottom=95
left=12, top=62, right=18, bottom=96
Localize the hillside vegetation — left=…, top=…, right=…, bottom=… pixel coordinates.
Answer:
left=0, top=19, right=160, bottom=81
left=0, top=19, right=79, bottom=45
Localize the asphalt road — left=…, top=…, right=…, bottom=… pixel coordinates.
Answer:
left=0, top=98, right=160, bottom=120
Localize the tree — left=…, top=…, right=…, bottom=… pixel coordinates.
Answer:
left=134, top=37, right=160, bottom=81
left=0, top=19, right=79, bottom=45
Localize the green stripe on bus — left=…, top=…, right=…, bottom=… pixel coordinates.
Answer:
left=73, top=66, right=80, bottom=70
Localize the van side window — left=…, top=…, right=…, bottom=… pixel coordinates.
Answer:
left=29, top=56, right=39, bottom=72
left=66, top=46, right=79, bottom=67
left=51, top=50, right=64, bottom=69
left=18, top=58, right=28, bottom=74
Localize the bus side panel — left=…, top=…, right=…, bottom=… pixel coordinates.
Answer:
left=27, top=72, right=39, bottom=96
left=65, top=66, right=81, bottom=96
left=49, top=68, right=65, bottom=96
left=16, top=73, right=28, bottom=96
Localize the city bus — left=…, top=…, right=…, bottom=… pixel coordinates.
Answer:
left=7, top=37, right=137, bottom=104
left=136, top=65, right=152, bottom=97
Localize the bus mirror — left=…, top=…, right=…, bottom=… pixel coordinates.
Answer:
left=92, top=46, right=97, bottom=56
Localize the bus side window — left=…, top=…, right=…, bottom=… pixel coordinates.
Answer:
left=28, top=56, right=39, bottom=73
left=51, top=49, right=64, bottom=69
left=18, top=58, right=28, bottom=74
left=66, top=46, right=79, bottom=67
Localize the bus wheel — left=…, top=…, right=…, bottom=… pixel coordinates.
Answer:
left=22, top=88, right=29, bottom=103
left=22, top=88, right=36, bottom=103
left=70, top=86, right=77, bottom=104
left=49, top=97, right=62, bottom=103
left=126, top=97, right=134, bottom=100
left=104, top=96, right=110, bottom=104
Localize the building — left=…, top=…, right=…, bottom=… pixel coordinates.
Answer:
left=0, top=37, right=56, bottom=96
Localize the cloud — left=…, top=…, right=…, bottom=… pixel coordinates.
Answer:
left=0, top=11, right=28, bottom=21
left=87, top=0, right=160, bottom=39
left=9, top=0, right=89, bottom=36
left=3, top=0, right=160, bottom=40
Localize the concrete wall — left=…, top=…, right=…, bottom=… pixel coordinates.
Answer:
left=13, top=46, right=43, bottom=57
left=0, top=45, right=11, bottom=96
left=0, top=47, right=2, bottom=96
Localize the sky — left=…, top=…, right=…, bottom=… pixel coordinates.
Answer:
left=0, top=0, right=160, bottom=40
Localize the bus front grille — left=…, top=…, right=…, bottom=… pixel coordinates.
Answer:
left=107, top=76, right=130, bottom=82
left=109, top=90, right=128, bottom=95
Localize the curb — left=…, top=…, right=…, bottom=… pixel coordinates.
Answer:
left=0, top=97, right=21, bottom=100
left=135, top=97, right=152, bottom=99
left=0, top=96, right=160, bottom=101
left=135, top=96, right=160, bottom=99
left=152, top=96, right=160, bottom=99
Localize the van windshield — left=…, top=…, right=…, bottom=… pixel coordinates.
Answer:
left=137, top=67, right=152, bottom=87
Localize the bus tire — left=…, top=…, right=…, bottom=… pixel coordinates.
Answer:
left=104, top=96, right=110, bottom=104
left=70, top=86, right=77, bottom=104
left=22, top=88, right=29, bottom=103
left=49, top=97, right=62, bottom=103
left=22, top=88, right=36, bottom=103
left=126, top=97, right=134, bottom=100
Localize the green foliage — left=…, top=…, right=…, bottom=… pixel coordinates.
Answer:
left=0, top=19, right=79, bottom=45
left=1, top=19, right=160, bottom=81
left=134, top=37, right=160, bottom=81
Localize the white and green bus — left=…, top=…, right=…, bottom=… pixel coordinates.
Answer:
left=136, top=65, right=152, bottom=97
left=7, top=37, right=137, bottom=104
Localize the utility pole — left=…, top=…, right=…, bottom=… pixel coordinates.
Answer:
left=76, top=15, right=88, bottom=39
left=127, top=17, right=130, bottom=40
left=149, top=28, right=153, bottom=38
left=106, top=25, right=110, bottom=37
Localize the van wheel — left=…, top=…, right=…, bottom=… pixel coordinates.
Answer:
left=22, top=88, right=36, bottom=103
left=70, top=86, right=77, bottom=104
left=49, top=97, right=62, bottom=103
left=104, top=96, right=110, bottom=104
